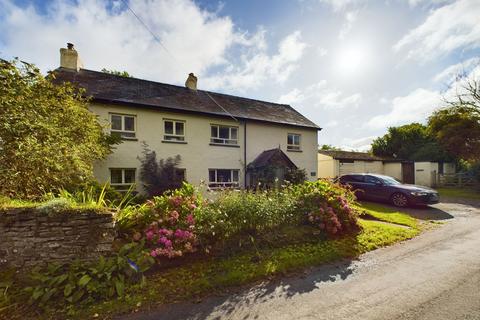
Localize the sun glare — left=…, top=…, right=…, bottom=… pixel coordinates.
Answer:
left=336, top=44, right=370, bottom=76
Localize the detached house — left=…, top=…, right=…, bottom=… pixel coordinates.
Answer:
left=53, top=44, right=320, bottom=192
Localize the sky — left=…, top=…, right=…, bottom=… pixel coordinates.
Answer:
left=1, top=0, right=479, bottom=150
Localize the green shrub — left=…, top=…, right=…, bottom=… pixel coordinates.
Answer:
left=197, top=188, right=298, bottom=242
left=24, top=242, right=153, bottom=309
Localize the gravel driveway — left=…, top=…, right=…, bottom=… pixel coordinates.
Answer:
left=120, top=200, right=480, bottom=320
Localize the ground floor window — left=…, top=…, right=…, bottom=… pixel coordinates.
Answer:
left=208, top=169, right=239, bottom=188
left=110, top=168, right=136, bottom=191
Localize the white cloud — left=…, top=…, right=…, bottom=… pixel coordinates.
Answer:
left=394, top=0, right=480, bottom=61
left=278, top=80, right=362, bottom=109
left=203, top=31, right=307, bottom=91
left=368, top=88, right=441, bottom=129
left=0, top=0, right=301, bottom=91
left=407, top=0, right=453, bottom=8
left=317, top=47, right=328, bottom=57
left=340, top=135, right=376, bottom=151
left=318, top=0, right=361, bottom=12
left=338, top=11, right=358, bottom=40
left=433, top=57, right=479, bottom=83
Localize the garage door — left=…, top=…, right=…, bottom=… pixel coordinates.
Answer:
left=339, top=162, right=355, bottom=176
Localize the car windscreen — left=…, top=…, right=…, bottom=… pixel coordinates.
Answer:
left=379, top=176, right=401, bottom=185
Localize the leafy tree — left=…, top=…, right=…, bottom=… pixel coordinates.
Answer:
left=138, top=144, right=184, bottom=197
left=371, top=123, right=450, bottom=161
left=0, top=59, right=117, bottom=199
left=101, top=68, right=132, bottom=78
left=320, top=144, right=342, bottom=151
left=428, top=78, right=480, bottom=162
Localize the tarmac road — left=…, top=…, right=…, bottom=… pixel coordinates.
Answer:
left=120, top=201, right=480, bottom=320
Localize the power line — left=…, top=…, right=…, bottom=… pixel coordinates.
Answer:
left=120, top=0, right=179, bottom=65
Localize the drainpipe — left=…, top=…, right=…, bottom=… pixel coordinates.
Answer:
left=244, top=120, right=247, bottom=189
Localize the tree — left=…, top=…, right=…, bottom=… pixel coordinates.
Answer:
left=371, top=123, right=450, bottom=161
left=428, top=78, right=480, bottom=162
left=101, top=68, right=132, bottom=78
left=320, top=144, right=342, bottom=151
left=138, top=144, right=184, bottom=197
left=0, top=59, right=117, bottom=199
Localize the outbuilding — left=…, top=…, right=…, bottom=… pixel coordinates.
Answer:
left=317, top=150, right=455, bottom=187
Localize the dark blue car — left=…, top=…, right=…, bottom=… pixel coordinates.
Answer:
left=339, top=173, right=439, bottom=207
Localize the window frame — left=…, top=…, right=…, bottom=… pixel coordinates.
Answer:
left=163, top=119, right=186, bottom=142
left=110, top=113, right=137, bottom=139
left=208, top=169, right=240, bottom=188
left=109, top=168, right=136, bottom=191
left=210, top=124, right=239, bottom=146
left=287, top=133, right=301, bottom=151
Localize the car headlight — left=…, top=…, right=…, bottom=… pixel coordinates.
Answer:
left=411, top=191, right=428, bottom=196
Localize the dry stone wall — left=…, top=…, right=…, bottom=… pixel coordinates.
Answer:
left=0, top=208, right=115, bottom=268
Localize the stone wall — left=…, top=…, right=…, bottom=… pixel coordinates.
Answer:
left=0, top=208, right=115, bottom=268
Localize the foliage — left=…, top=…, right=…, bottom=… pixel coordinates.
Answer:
left=428, top=105, right=480, bottom=162
left=24, top=242, right=153, bottom=309
left=101, top=68, right=132, bottom=78
left=0, top=59, right=118, bottom=200
left=138, top=144, right=184, bottom=197
left=284, top=168, right=307, bottom=184
left=198, top=188, right=299, bottom=243
left=320, top=144, right=342, bottom=151
left=371, top=123, right=450, bottom=161
left=35, top=198, right=72, bottom=214
left=292, top=180, right=360, bottom=236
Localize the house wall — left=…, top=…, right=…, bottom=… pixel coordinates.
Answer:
left=384, top=163, right=403, bottom=181
left=245, top=122, right=318, bottom=181
left=317, top=154, right=337, bottom=178
left=89, top=103, right=318, bottom=191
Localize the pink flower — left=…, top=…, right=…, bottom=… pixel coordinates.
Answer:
left=150, top=250, right=157, bottom=257
left=164, top=239, right=173, bottom=248
left=189, top=203, right=197, bottom=210
left=158, top=236, right=168, bottom=245
left=174, top=229, right=185, bottom=239
left=169, top=210, right=180, bottom=222
left=145, top=230, right=154, bottom=241
left=186, top=214, right=195, bottom=225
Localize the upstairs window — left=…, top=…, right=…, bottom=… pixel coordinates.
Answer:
left=210, top=125, right=238, bottom=145
left=287, top=133, right=301, bottom=151
left=164, top=119, right=185, bottom=142
left=208, top=169, right=239, bottom=188
left=110, top=168, right=136, bottom=191
left=110, top=113, right=136, bottom=139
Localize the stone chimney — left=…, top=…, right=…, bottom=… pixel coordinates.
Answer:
left=60, top=43, right=83, bottom=71
left=185, top=73, right=197, bottom=90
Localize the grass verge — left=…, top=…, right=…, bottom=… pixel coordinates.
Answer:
left=437, top=187, right=480, bottom=201
left=356, top=202, right=418, bottom=229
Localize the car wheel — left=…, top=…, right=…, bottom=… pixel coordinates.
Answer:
left=391, top=193, right=408, bottom=207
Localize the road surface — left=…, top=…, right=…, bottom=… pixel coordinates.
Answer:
left=120, top=200, right=480, bottom=320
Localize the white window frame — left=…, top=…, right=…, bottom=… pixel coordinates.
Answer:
left=210, top=125, right=238, bottom=145
left=110, top=113, right=136, bottom=139
left=163, top=119, right=186, bottom=142
left=208, top=169, right=240, bottom=188
left=287, top=133, right=301, bottom=151
left=110, top=168, right=136, bottom=191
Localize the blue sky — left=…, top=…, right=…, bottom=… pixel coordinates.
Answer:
left=1, top=0, right=479, bottom=150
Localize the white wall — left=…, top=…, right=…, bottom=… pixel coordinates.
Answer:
left=414, top=162, right=439, bottom=187
left=317, top=154, right=336, bottom=178
left=90, top=103, right=318, bottom=191
left=384, top=163, right=403, bottom=181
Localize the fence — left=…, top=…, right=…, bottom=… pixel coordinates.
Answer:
left=437, top=172, right=479, bottom=188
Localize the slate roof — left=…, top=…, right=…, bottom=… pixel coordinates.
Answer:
left=248, top=148, right=297, bottom=169
left=318, top=150, right=396, bottom=161
left=52, top=68, right=320, bottom=129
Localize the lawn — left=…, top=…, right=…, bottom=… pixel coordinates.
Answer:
left=437, top=187, right=480, bottom=201
left=2, top=203, right=421, bottom=320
